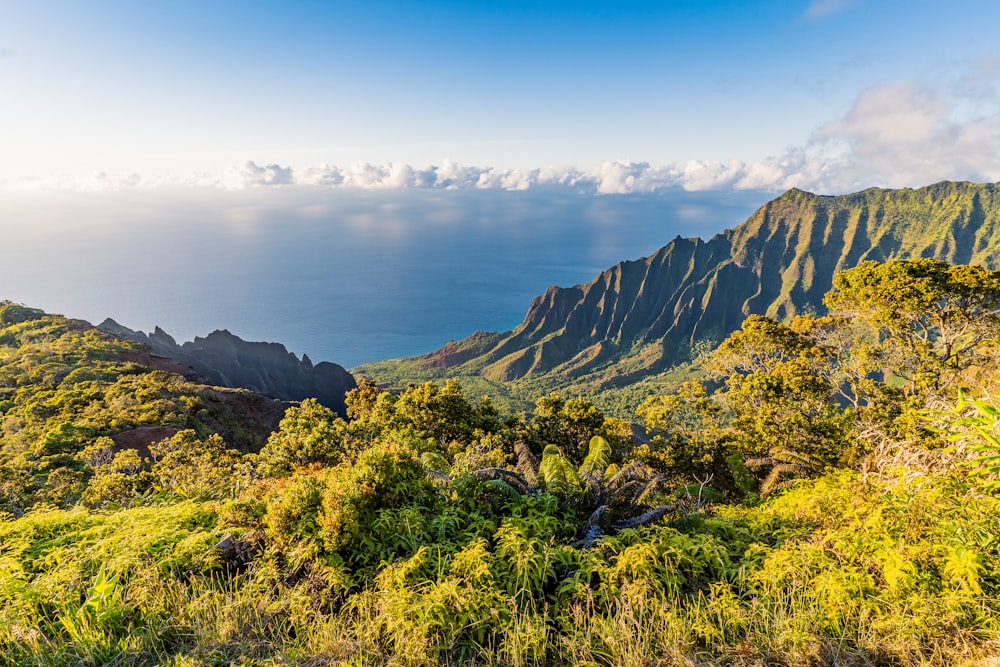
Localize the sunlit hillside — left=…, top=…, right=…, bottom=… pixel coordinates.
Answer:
left=3, top=256, right=1000, bottom=665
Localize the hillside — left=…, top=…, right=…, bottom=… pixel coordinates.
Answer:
left=4, top=270, right=1000, bottom=665
left=0, top=302, right=293, bottom=514
left=358, top=181, right=1000, bottom=400
left=98, top=320, right=357, bottom=416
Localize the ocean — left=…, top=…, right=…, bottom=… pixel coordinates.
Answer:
left=0, top=186, right=769, bottom=369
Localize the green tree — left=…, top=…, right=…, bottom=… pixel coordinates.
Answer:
left=150, top=430, right=245, bottom=500
left=635, top=380, right=734, bottom=486
left=708, top=315, right=851, bottom=494
left=394, top=379, right=484, bottom=443
left=824, top=258, right=1000, bottom=397
left=527, top=394, right=627, bottom=465
left=80, top=448, right=153, bottom=509
left=317, top=441, right=436, bottom=564
left=259, top=399, right=349, bottom=475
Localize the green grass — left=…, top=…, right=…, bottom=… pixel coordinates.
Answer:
left=2, top=467, right=999, bottom=666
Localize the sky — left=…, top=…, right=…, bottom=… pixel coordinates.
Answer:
left=2, top=0, right=1000, bottom=195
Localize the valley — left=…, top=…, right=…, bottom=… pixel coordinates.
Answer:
left=3, top=183, right=1000, bottom=665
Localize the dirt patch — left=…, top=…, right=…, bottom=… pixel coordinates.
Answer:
left=196, top=386, right=291, bottom=452
left=110, top=426, right=178, bottom=459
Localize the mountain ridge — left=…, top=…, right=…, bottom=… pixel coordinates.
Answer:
left=98, top=320, right=357, bottom=416
left=366, top=181, right=1000, bottom=390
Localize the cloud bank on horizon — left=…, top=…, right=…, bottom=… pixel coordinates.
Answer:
left=5, top=75, right=998, bottom=197
left=206, top=75, right=1000, bottom=195
left=4, top=2, right=1000, bottom=199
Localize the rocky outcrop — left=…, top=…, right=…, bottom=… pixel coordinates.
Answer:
left=416, top=181, right=1000, bottom=383
left=98, top=321, right=356, bottom=416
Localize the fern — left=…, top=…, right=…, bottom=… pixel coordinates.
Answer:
left=942, top=545, right=984, bottom=594
left=471, top=467, right=531, bottom=495
left=578, top=437, right=613, bottom=505
left=746, top=446, right=824, bottom=496
left=634, top=475, right=672, bottom=507
left=420, top=450, right=451, bottom=476
left=759, top=463, right=814, bottom=496
left=514, top=441, right=540, bottom=487
left=946, top=394, right=1000, bottom=492
left=578, top=436, right=612, bottom=478
left=539, top=445, right=581, bottom=498
left=483, top=478, right=524, bottom=501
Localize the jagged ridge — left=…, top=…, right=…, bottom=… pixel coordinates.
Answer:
left=98, top=321, right=357, bottom=416
left=414, top=181, right=1000, bottom=383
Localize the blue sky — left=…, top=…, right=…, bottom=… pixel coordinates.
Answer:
left=3, top=0, right=1000, bottom=193
left=3, top=1, right=1000, bottom=360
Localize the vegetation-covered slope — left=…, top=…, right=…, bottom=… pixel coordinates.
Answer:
left=0, top=302, right=288, bottom=514
left=3, top=257, right=1000, bottom=665
left=360, top=182, right=1000, bottom=404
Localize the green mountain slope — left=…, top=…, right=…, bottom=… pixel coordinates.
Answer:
left=0, top=302, right=290, bottom=514
left=358, top=181, right=1000, bottom=398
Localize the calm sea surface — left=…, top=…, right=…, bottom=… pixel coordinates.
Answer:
left=1, top=187, right=768, bottom=368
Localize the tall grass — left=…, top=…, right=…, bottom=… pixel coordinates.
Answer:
left=2, top=468, right=999, bottom=665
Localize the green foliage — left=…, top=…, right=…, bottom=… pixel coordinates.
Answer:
left=6, top=273, right=1000, bottom=666
left=261, top=470, right=325, bottom=555
left=80, top=448, right=153, bottom=509
left=394, top=378, right=488, bottom=442
left=634, top=379, right=734, bottom=486
left=826, top=258, right=1000, bottom=396
left=939, top=394, right=1000, bottom=493
left=538, top=444, right=582, bottom=499
left=53, top=565, right=127, bottom=663
left=318, top=441, right=435, bottom=562
left=258, top=398, right=348, bottom=475
left=710, top=315, right=849, bottom=463
left=578, top=435, right=612, bottom=478
left=151, top=430, right=246, bottom=500
left=247, top=441, right=438, bottom=570
left=530, top=393, right=609, bottom=463
left=4, top=419, right=1000, bottom=666
left=0, top=308, right=277, bottom=513
left=679, top=315, right=855, bottom=495
left=0, top=301, right=45, bottom=326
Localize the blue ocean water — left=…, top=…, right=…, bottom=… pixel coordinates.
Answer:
left=0, top=187, right=769, bottom=368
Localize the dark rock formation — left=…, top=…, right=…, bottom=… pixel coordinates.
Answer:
left=98, top=320, right=356, bottom=416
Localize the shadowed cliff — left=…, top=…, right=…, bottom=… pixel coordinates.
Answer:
left=98, top=321, right=357, bottom=416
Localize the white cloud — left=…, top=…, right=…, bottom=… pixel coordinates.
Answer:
left=296, top=163, right=344, bottom=186
left=476, top=167, right=539, bottom=191
left=80, top=171, right=144, bottom=191
left=803, top=81, right=1000, bottom=190
left=535, top=165, right=588, bottom=188
left=431, top=159, right=484, bottom=189
left=734, top=161, right=789, bottom=191
left=591, top=161, right=651, bottom=194
left=330, top=161, right=438, bottom=189
left=679, top=159, right=746, bottom=191
left=221, top=161, right=294, bottom=189
left=5, top=69, right=1000, bottom=197
left=818, top=82, right=943, bottom=145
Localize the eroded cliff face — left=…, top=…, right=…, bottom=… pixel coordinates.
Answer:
left=418, top=181, right=1000, bottom=383
left=98, top=321, right=357, bottom=416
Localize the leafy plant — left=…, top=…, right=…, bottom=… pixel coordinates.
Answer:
left=940, top=394, right=1000, bottom=493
